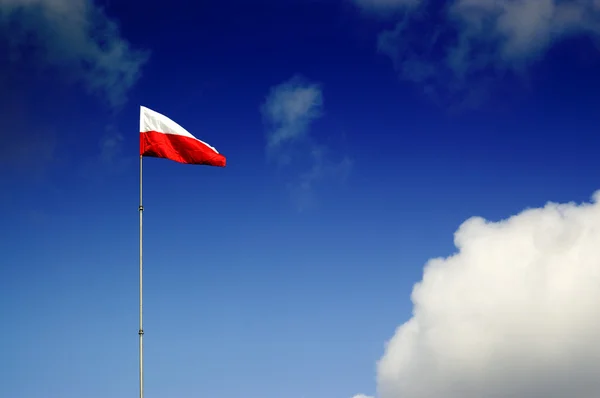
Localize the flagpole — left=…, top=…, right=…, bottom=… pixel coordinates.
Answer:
left=139, top=154, right=144, bottom=398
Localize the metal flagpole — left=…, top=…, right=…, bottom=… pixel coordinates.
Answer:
left=139, top=154, right=144, bottom=398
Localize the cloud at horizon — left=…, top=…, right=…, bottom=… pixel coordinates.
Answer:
left=354, top=191, right=600, bottom=398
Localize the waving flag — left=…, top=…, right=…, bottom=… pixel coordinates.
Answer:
left=140, top=106, right=226, bottom=167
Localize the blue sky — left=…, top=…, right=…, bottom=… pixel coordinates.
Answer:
left=2, top=1, right=600, bottom=398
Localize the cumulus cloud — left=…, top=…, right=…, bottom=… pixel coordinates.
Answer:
left=364, top=192, right=600, bottom=398
left=261, top=76, right=352, bottom=209
left=372, top=0, right=600, bottom=108
left=0, top=0, right=149, bottom=108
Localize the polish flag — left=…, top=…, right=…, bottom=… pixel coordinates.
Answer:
left=140, top=106, right=226, bottom=167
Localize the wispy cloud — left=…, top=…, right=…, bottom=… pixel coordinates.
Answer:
left=0, top=0, right=149, bottom=176
left=288, top=145, right=353, bottom=210
left=262, top=76, right=324, bottom=160
left=97, top=124, right=131, bottom=172
left=79, top=123, right=132, bottom=181
left=0, top=0, right=150, bottom=108
left=355, top=0, right=600, bottom=109
left=353, top=0, right=421, bottom=13
left=261, top=75, right=352, bottom=210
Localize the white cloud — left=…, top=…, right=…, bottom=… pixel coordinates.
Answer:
left=261, top=76, right=352, bottom=209
left=447, top=0, right=600, bottom=71
left=0, top=0, right=149, bottom=107
left=374, top=0, right=600, bottom=108
left=261, top=76, right=323, bottom=155
left=364, top=191, right=600, bottom=398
